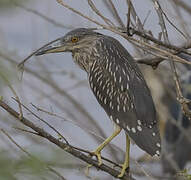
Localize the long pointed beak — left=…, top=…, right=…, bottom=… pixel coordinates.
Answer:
left=35, top=38, right=66, bottom=56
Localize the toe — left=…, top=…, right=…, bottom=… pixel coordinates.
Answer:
left=92, top=151, right=102, bottom=165
left=118, top=165, right=129, bottom=178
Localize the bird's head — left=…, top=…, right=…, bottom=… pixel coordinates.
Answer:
left=35, top=28, right=101, bottom=56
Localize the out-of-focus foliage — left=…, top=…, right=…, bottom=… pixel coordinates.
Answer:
left=0, top=151, right=47, bottom=180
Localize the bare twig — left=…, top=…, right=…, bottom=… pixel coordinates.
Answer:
left=17, top=37, right=61, bottom=74
left=87, top=0, right=115, bottom=27
left=129, top=28, right=191, bottom=55
left=12, top=97, right=69, bottom=145
left=103, top=0, right=125, bottom=28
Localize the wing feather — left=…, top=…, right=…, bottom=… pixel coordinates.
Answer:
left=88, top=37, right=161, bottom=156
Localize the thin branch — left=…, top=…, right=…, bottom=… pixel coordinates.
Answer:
left=87, top=0, right=115, bottom=27
left=13, top=127, right=39, bottom=136
left=103, top=0, right=125, bottom=28
left=129, top=28, right=191, bottom=55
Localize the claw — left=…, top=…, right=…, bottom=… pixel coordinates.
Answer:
left=118, top=165, right=129, bottom=178
left=84, top=151, right=102, bottom=177
left=91, top=150, right=102, bottom=165
left=118, top=135, right=130, bottom=178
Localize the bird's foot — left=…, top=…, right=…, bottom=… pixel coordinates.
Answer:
left=118, top=164, right=129, bottom=178
left=85, top=150, right=102, bottom=176
left=91, top=150, right=102, bottom=166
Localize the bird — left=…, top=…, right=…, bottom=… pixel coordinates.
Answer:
left=35, top=28, right=161, bottom=177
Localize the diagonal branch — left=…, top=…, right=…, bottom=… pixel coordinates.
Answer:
left=87, top=0, right=115, bottom=27
left=0, top=100, right=135, bottom=180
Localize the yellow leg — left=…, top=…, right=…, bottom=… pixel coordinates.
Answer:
left=118, top=135, right=130, bottom=178
left=92, top=125, right=121, bottom=165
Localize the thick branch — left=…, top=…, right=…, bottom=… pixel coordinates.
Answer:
left=0, top=100, right=135, bottom=180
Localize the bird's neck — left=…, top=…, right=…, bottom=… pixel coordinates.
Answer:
left=72, top=47, right=97, bottom=74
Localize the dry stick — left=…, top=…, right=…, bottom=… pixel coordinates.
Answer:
left=13, top=127, right=39, bottom=136
left=17, top=37, right=61, bottom=73
left=56, top=0, right=191, bottom=67
left=1, top=129, right=67, bottom=180
left=128, top=37, right=190, bottom=65
left=106, top=0, right=125, bottom=28
left=0, top=100, right=134, bottom=180
left=125, top=0, right=144, bottom=32
left=87, top=0, right=115, bottom=27
left=129, top=28, right=191, bottom=55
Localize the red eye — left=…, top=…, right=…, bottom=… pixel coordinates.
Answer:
left=71, top=37, right=78, bottom=43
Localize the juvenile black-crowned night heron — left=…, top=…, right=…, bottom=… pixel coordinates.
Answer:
left=35, top=28, right=161, bottom=177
